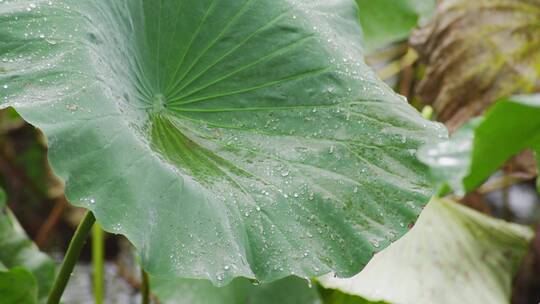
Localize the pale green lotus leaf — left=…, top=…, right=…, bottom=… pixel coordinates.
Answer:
left=320, top=198, right=534, bottom=304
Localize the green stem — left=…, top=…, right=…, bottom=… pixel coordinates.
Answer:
left=141, top=268, right=150, bottom=304
left=421, top=105, right=434, bottom=120
left=92, top=222, right=105, bottom=304
left=47, top=211, right=96, bottom=304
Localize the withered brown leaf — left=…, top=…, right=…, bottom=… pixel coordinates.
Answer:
left=411, top=0, right=540, bottom=131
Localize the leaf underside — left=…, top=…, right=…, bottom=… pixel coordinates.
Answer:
left=320, top=198, right=534, bottom=304
left=152, top=275, right=320, bottom=304
left=0, top=0, right=443, bottom=284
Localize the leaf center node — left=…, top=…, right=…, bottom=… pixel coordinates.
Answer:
left=151, top=94, right=167, bottom=114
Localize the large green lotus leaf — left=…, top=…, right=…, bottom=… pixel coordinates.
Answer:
left=356, top=0, right=436, bottom=52
left=0, top=0, right=444, bottom=284
left=319, top=198, right=534, bottom=304
left=418, top=94, right=540, bottom=194
left=0, top=266, right=38, bottom=304
left=152, top=276, right=320, bottom=304
left=0, top=189, right=56, bottom=303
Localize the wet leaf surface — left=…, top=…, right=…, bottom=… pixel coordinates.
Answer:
left=152, top=275, right=320, bottom=304
left=1, top=0, right=443, bottom=284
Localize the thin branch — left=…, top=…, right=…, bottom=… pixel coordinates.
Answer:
left=47, top=211, right=96, bottom=304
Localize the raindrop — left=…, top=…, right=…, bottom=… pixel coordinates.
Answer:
left=401, top=135, right=407, bottom=143
left=112, top=223, right=122, bottom=232
left=370, top=238, right=380, bottom=248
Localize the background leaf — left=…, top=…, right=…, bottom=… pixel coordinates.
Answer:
left=1, top=0, right=444, bottom=284
left=0, top=187, right=5, bottom=207
left=355, top=0, right=436, bottom=53
left=319, top=197, right=534, bottom=304
left=418, top=94, right=540, bottom=194
left=0, top=266, right=38, bottom=304
left=411, top=0, right=540, bottom=131
left=0, top=188, right=55, bottom=303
